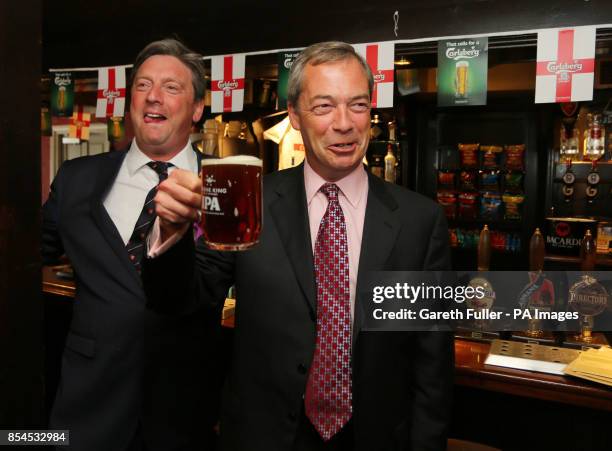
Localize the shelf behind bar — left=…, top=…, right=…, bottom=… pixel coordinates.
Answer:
left=544, top=253, right=612, bottom=267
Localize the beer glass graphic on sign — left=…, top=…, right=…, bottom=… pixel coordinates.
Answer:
left=454, top=61, right=469, bottom=99
left=200, top=156, right=262, bottom=251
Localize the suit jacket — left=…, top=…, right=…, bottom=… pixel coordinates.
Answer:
left=143, top=163, right=454, bottom=451
left=42, top=148, right=218, bottom=451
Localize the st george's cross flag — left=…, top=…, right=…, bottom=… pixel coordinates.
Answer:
left=96, top=67, right=127, bottom=118
left=353, top=42, right=395, bottom=108
left=211, top=54, right=246, bottom=113
left=535, top=27, right=596, bottom=103
left=69, top=106, right=91, bottom=140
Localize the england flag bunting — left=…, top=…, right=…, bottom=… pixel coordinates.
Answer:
left=353, top=42, right=395, bottom=108
left=211, top=54, right=246, bottom=113
left=96, top=67, right=126, bottom=118
left=69, top=107, right=91, bottom=140
left=535, top=26, right=596, bottom=103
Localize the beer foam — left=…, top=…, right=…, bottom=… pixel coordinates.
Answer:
left=201, top=155, right=262, bottom=167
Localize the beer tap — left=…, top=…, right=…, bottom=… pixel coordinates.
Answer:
left=584, top=114, right=605, bottom=205
left=525, top=228, right=546, bottom=339
left=560, top=125, right=579, bottom=202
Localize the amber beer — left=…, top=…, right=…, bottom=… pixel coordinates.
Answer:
left=455, top=61, right=469, bottom=99
left=200, top=156, right=262, bottom=250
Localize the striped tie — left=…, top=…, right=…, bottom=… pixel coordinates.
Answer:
left=126, top=161, right=172, bottom=272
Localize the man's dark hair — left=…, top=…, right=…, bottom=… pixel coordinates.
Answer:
left=130, top=38, right=206, bottom=101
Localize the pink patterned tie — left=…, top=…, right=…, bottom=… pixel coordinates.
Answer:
left=305, top=183, right=352, bottom=441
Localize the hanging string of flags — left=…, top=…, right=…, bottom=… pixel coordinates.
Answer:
left=354, top=42, right=395, bottom=109
left=46, top=23, right=609, bottom=128
left=68, top=106, right=91, bottom=140
left=96, top=67, right=127, bottom=118
left=210, top=54, right=246, bottom=113
left=535, top=26, right=596, bottom=103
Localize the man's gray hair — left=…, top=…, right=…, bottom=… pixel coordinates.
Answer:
left=287, top=41, right=374, bottom=108
left=130, top=38, right=206, bottom=101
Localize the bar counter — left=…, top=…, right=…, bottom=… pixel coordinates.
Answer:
left=43, top=266, right=612, bottom=411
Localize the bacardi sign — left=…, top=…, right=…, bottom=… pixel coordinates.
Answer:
left=546, top=235, right=581, bottom=248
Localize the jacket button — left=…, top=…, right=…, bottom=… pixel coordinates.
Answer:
left=297, top=363, right=307, bottom=374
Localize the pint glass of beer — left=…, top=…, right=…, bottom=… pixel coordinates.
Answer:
left=200, top=156, right=263, bottom=251
left=454, top=61, right=469, bottom=99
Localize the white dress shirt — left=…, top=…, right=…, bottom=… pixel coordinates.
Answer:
left=103, top=139, right=198, bottom=245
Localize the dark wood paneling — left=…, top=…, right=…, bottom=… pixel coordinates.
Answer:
left=43, top=0, right=612, bottom=69
left=0, top=0, right=44, bottom=428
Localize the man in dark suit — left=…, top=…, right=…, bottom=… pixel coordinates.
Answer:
left=145, top=41, right=453, bottom=451
left=42, top=39, right=216, bottom=450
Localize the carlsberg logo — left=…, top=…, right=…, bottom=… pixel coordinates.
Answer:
left=446, top=47, right=480, bottom=60
left=103, top=89, right=121, bottom=100
left=546, top=62, right=583, bottom=74
left=373, top=73, right=387, bottom=82
left=54, top=74, right=71, bottom=87
left=218, top=80, right=239, bottom=90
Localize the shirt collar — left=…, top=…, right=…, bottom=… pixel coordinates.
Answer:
left=125, top=139, right=196, bottom=176
left=304, top=158, right=368, bottom=209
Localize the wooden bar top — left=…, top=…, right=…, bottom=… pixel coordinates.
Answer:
left=43, top=266, right=612, bottom=410
left=43, top=265, right=75, bottom=298
left=454, top=339, right=612, bottom=411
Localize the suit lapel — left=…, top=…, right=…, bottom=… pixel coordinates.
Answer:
left=269, top=166, right=317, bottom=316
left=89, top=146, right=204, bottom=290
left=89, top=150, right=143, bottom=287
left=269, top=167, right=401, bottom=333
left=353, top=174, right=401, bottom=343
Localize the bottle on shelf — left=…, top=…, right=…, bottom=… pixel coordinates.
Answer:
left=370, top=154, right=384, bottom=179
left=388, top=120, right=397, bottom=142
left=584, top=113, right=605, bottom=162
left=582, top=113, right=593, bottom=159
left=567, top=127, right=580, bottom=160
left=384, top=144, right=397, bottom=183
left=370, top=114, right=387, bottom=141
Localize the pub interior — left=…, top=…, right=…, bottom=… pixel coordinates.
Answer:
left=2, top=1, right=612, bottom=450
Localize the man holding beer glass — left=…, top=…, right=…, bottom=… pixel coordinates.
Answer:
left=145, top=41, right=453, bottom=451
left=42, top=39, right=218, bottom=450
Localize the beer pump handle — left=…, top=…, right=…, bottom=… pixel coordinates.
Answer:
left=529, top=228, right=545, bottom=272
left=580, top=229, right=596, bottom=271
left=477, top=224, right=491, bottom=271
